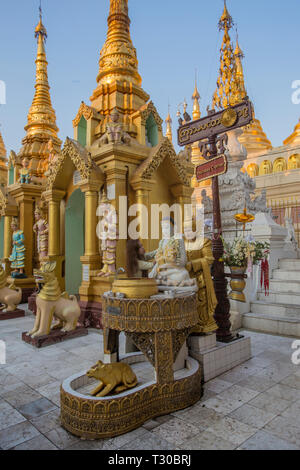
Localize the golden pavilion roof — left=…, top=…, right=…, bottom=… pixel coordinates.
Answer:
left=18, top=10, right=61, bottom=176
left=283, top=119, right=300, bottom=147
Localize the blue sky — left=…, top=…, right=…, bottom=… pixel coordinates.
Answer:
left=1, top=0, right=300, bottom=154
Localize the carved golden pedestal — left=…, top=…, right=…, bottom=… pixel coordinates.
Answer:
left=60, top=293, right=202, bottom=439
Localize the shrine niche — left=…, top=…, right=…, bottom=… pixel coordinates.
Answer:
left=247, top=163, right=259, bottom=178
left=288, top=154, right=300, bottom=170
left=273, top=158, right=287, bottom=173
left=259, top=160, right=272, bottom=176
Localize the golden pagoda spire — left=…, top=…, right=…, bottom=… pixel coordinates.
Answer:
left=95, top=0, right=141, bottom=87
left=212, top=0, right=235, bottom=109
left=19, top=4, right=61, bottom=176
left=0, top=130, right=6, bottom=159
left=283, top=119, right=300, bottom=147
left=231, top=31, right=247, bottom=105
left=192, top=74, right=201, bottom=120
left=165, top=106, right=173, bottom=143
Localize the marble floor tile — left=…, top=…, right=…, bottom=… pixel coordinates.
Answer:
left=180, top=430, right=235, bottom=450
left=281, top=400, right=300, bottom=420
left=264, top=416, right=300, bottom=447
left=238, top=430, right=298, bottom=450
left=30, top=408, right=61, bottom=434
left=151, top=417, right=200, bottom=446
left=0, top=401, right=26, bottom=431
left=2, top=385, right=42, bottom=408
left=120, top=431, right=176, bottom=450
left=201, top=396, right=243, bottom=415
left=280, top=374, right=300, bottom=390
left=175, top=406, right=224, bottom=431
left=12, top=434, right=58, bottom=450
left=206, top=416, right=257, bottom=446
left=0, top=421, right=40, bottom=450
left=235, top=375, right=277, bottom=393
left=220, top=384, right=260, bottom=403
left=248, top=391, right=291, bottom=414
left=205, top=378, right=233, bottom=394
left=45, top=426, right=81, bottom=450
left=229, top=404, right=277, bottom=429
left=17, top=397, right=57, bottom=420
left=266, top=383, right=300, bottom=402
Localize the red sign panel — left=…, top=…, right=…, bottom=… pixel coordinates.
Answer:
left=196, top=154, right=228, bottom=183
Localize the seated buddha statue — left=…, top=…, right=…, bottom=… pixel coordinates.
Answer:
left=146, top=217, right=197, bottom=292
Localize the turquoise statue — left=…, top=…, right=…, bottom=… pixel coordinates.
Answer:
left=9, top=218, right=27, bottom=279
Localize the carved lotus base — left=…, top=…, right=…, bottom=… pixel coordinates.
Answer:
left=60, top=357, right=202, bottom=440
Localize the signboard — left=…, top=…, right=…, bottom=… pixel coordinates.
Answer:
left=196, top=154, right=228, bottom=183
left=177, top=98, right=253, bottom=147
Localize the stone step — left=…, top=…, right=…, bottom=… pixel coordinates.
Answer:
left=258, top=290, right=300, bottom=306
left=279, top=258, right=300, bottom=270
left=269, top=279, right=300, bottom=293
left=243, top=312, right=300, bottom=337
left=273, top=269, right=300, bottom=281
left=250, top=300, right=300, bottom=318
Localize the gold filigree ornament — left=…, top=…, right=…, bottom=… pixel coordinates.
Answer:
left=221, top=108, right=238, bottom=128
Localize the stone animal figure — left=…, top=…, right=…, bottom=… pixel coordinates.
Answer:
left=27, top=261, right=81, bottom=338
left=87, top=360, right=138, bottom=397
left=0, top=266, right=22, bottom=312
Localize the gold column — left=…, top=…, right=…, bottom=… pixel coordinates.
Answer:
left=43, top=190, right=65, bottom=257
left=131, top=179, right=154, bottom=252
left=79, top=182, right=101, bottom=269
left=3, top=216, right=12, bottom=259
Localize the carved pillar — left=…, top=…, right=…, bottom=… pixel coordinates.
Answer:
left=79, top=182, right=101, bottom=270
left=170, top=184, right=193, bottom=233
left=131, top=179, right=154, bottom=252
left=43, top=190, right=65, bottom=257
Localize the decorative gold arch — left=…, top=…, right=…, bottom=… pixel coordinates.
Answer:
left=140, top=101, right=163, bottom=131
left=73, top=102, right=98, bottom=128
left=259, top=160, right=272, bottom=176
left=273, top=157, right=287, bottom=173
left=46, top=137, right=103, bottom=191
left=247, top=163, right=259, bottom=178
left=288, top=154, right=300, bottom=170
left=131, top=137, right=190, bottom=187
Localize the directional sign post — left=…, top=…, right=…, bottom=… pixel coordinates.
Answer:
left=178, top=97, right=253, bottom=343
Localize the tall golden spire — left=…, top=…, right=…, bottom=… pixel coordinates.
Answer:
left=212, top=0, right=235, bottom=109
left=19, top=5, right=61, bottom=176
left=95, top=0, right=141, bottom=87
left=192, top=75, right=201, bottom=120
left=0, top=130, right=6, bottom=159
left=165, top=107, right=173, bottom=143
left=232, top=33, right=247, bottom=104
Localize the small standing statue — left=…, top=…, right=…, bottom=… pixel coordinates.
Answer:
left=184, top=218, right=218, bottom=334
left=9, top=217, right=26, bottom=278
left=33, top=206, right=49, bottom=262
left=99, top=108, right=131, bottom=146
left=18, top=157, right=31, bottom=184
left=98, top=191, right=118, bottom=278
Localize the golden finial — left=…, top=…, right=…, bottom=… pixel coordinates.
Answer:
left=212, top=1, right=236, bottom=109
left=96, top=0, right=141, bottom=86
left=0, top=130, right=6, bottom=158
left=192, top=71, right=201, bottom=120
left=19, top=4, right=61, bottom=177
left=165, top=105, right=173, bottom=143
left=230, top=27, right=247, bottom=105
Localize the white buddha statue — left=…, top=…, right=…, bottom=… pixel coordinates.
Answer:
left=146, top=217, right=197, bottom=292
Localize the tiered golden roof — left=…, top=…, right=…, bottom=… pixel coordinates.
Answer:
left=283, top=119, right=300, bottom=147
left=0, top=131, right=6, bottom=159
left=18, top=10, right=61, bottom=176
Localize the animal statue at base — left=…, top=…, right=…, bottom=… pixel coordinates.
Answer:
left=86, top=360, right=138, bottom=397
left=0, top=266, right=22, bottom=312
left=27, top=261, right=81, bottom=338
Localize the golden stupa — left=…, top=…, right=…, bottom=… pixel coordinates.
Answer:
left=18, top=11, right=61, bottom=177
left=283, top=119, right=300, bottom=147
left=0, top=130, right=7, bottom=185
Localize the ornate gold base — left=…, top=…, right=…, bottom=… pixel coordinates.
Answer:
left=60, top=358, right=202, bottom=440
left=229, top=291, right=246, bottom=303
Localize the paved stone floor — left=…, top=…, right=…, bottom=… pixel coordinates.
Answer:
left=0, top=308, right=300, bottom=450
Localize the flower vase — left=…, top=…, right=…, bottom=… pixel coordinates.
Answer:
left=229, top=266, right=247, bottom=303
